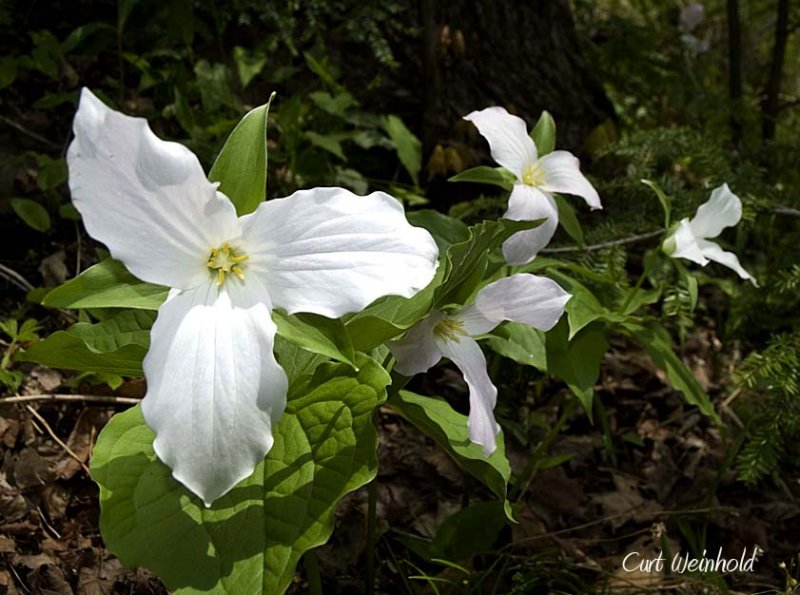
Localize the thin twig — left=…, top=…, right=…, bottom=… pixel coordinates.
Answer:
left=541, top=229, right=664, bottom=254
left=1, top=393, right=140, bottom=405
left=0, top=115, right=61, bottom=151
left=0, top=262, right=35, bottom=292
left=771, top=206, right=800, bottom=217
left=25, top=405, right=91, bottom=475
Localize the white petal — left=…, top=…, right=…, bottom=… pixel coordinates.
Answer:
left=699, top=240, right=757, bottom=285
left=141, top=277, right=287, bottom=506
left=438, top=336, right=500, bottom=455
left=669, top=218, right=709, bottom=265
left=67, top=88, right=240, bottom=289
left=389, top=312, right=444, bottom=376
left=538, top=150, right=601, bottom=209
left=463, top=107, right=538, bottom=179
left=241, top=187, right=439, bottom=318
left=689, top=183, right=742, bottom=239
left=461, top=274, right=570, bottom=335
left=502, top=184, right=559, bottom=265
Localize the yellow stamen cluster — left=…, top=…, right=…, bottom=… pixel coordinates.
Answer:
left=433, top=318, right=467, bottom=342
left=521, top=162, right=545, bottom=187
left=207, top=243, right=249, bottom=286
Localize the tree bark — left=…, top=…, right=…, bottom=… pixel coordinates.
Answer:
left=727, top=0, right=743, bottom=147
left=761, top=0, right=789, bottom=142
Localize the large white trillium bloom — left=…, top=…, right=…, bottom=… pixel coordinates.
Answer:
left=463, top=107, right=601, bottom=265
left=390, top=274, right=570, bottom=454
left=67, top=88, right=439, bottom=505
left=663, top=184, right=756, bottom=285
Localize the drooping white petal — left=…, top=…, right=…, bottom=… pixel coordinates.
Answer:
left=141, top=277, right=287, bottom=506
left=438, top=336, right=500, bottom=455
left=502, top=184, right=559, bottom=265
left=698, top=240, right=757, bottom=285
left=538, top=150, right=601, bottom=210
left=688, top=183, right=742, bottom=239
left=68, top=88, right=240, bottom=290
left=463, top=107, right=538, bottom=179
left=669, top=218, right=709, bottom=265
left=389, top=312, right=444, bottom=376
left=241, top=187, right=439, bottom=318
left=460, top=274, right=570, bottom=335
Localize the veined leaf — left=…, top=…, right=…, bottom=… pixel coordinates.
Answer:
left=448, top=166, right=514, bottom=191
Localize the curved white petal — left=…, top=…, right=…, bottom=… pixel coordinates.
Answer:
left=141, top=277, right=287, bottom=506
left=241, top=187, right=439, bottom=318
left=669, top=218, right=709, bottom=265
left=438, top=336, right=500, bottom=455
left=389, top=312, right=444, bottom=376
left=689, top=183, right=742, bottom=239
left=463, top=107, right=537, bottom=179
left=698, top=240, right=757, bottom=285
left=502, top=184, right=559, bottom=265
left=461, top=274, right=570, bottom=335
left=538, top=150, right=601, bottom=210
left=67, top=88, right=240, bottom=290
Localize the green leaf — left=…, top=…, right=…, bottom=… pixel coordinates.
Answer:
left=389, top=390, right=514, bottom=521
left=531, top=110, right=556, bottom=156
left=546, top=319, right=608, bottom=415
left=622, top=322, right=719, bottom=422
left=485, top=322, right=547, bottom=370
left=42, top=259, right=168, bottom=310
left=19, top=310, right=154, bottom=375
left=91, top=354, right=389, bottom=594
left=641, top=179, right=671, bottom=228
left=383, top=115, right=422, bottom=187
left=407, top=210, right=470, bottom=253
left=429, top=501, right=507, bottom=561
left=36, top=155, right=68, bottom=190
left=272, top=310, right=356, bottom=367
left=547, top=270, right=626, bottom=339
left=233, top=46, right=267, bottom=89
left=435, top=218, right=541, bottom=307
left=553, top=193, right=584, bottom=248
left=10, top=198, right=51, bottom=232
left=305, top=131, right=346, bottom=160
left=448, top=166, right=514, bottom=191
left=209, top=95, right=274, bottom=216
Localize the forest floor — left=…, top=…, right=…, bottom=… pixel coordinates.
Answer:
left=1, top=315, right=798, bottom=595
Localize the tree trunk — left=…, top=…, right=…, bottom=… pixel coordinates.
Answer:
left=727, top=0, right=743, bottom=148
left=761, top=0, right=789, bottom=142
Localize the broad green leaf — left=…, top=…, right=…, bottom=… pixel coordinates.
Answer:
left=448, top=166, right=514, bottom=191
left=485, top=322, right=547, bottom=370
left=233, top=46, right=267, bottom=89
left=435, top=218, right=541, bottom=307
left=429, top=501, right=507, bottom=561
left=19, top=310, right=154, bottom=375
left=407, top=209, right=470, bottom=253
left=10, top=198, right=50, bottom=232
left=193, top=60, right=237, bottom=113
left=209, top=95, right=274, bottom=216
left=383, top=115, right=422, bottom=187
left=305, top=131, right=346, bottom=160
left=641, top=179, right=671, bottom=228
left=548, top=270, right=625, bottom=338
left=546, top=319, right=608, bottom=415
left=553, top=193, right=584, bottom=248
left=531, top=110, right=556, bottom=156
left=345, top=266, right=445, bottom=352
left=42, top=259, right=168, bottom=310
left=623, top=321, right=719, bottom=422
left=272, top=310, right=356, bottom=367
left=91, top=354, right=389, bottom=595
left=389, top=390, right=513, bottom=521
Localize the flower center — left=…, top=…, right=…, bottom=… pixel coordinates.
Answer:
left=433, top=318, right=467, bottom=342
left=207, top=243, right=249, bottom=286
left=521, top=162, right=545, bottom=187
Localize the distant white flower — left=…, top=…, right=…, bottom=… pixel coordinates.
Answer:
left=390, top=274, right=570, bottom=454
left=663, top=183, right=756, bottom=284
left=464, top=107, right=601, bottom=265
left=680, top=3, right=705, bottom=32
left=67, top=88, right=439, bottom=505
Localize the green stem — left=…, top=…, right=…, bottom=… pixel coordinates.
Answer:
left=621, top=257, right=655, bottom=313
left=305, top=549, right=323, bottom=595
left=366, top=473, right=378, bottom=595
left=513, top=398, right=576, bottom=501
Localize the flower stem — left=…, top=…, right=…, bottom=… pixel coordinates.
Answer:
left=365, top=473, right=378, bottom=595
left=621, top=257, right=656, bottom=313
left=304, top=549, right=323, bottom=595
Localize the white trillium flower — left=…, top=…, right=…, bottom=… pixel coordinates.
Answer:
left=463, top=107, right=601, bottom=265
left=390, top=274, right=570, bottom=454
left=67, top=88, right=439, bottom=505
left=663, top=183, right=756, bottom=285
